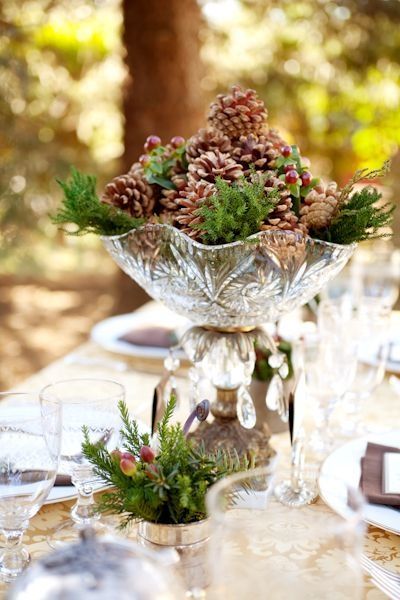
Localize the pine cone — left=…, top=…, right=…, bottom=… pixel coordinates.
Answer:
left=186, top=128, right=232, bottom=163
left=300, top=181, right=340, bottom=231
left=188, top=150, right=243, bottom=185
left=102, top=168, right=155, bottom=218
left=232, top=133, right=277, bottom=175
left=261, top=173, right=308, bottom=235
left=208, top=85, right=267, bottom=139
left=175, top=181, right=216, bottom=239
left=160, top=174, right=188, bottom=211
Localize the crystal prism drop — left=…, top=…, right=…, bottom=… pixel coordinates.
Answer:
left=164, top=352, right=180, bottom=373
left=268, top=352, right=285, bottom=369
left=266, top=374, right=283, bottom=411
left=237, top=386, right=256, bottom=429
left=279, top=362, right=289, bottom=379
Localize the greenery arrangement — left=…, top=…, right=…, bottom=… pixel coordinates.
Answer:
left=53, top=85, right=394, bottom=247
left=253, top=339, right=293, bottom=382
left=194, top=176, right=279, bottom=245
left=82, top=397, right=250, bottom=526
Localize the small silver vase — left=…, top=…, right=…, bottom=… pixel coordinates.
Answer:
left=137, top=519, right=210, bottom=594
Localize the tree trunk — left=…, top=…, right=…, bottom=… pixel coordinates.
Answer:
left=113, top=0, right=205, bottom=314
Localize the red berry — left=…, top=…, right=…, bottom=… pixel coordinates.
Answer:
left=285, top=170, right=299, bottom=184
left=301, top=171, right=312, bottom=186
left=170, top=135, right=185, bottom=148
left=120, top=455, right=137, bottom=477
left=144, top=135, right=161, bottom=152
left=110, top=449, right=122, bottom=461
left=139, top=154, right=151, bottom=167
left=281, top=145, right=292, bottom=157
left=284, top=163, right=296, bottom=173
left=140, top=445, right=155, bottom=463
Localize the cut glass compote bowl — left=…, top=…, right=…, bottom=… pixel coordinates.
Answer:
left=103, top=224, right=355, bottom=462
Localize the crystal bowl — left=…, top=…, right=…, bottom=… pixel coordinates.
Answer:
left=102, top=224, right=355, bottom=329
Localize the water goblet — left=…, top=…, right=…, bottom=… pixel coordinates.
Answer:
left=318, top=297, right=390, bottom=436
left=0, top=392, right=62, bottom=582
left=207, top=467, right=365, bottom=600
left=39, top=378, right=124, bottom=547
left=302, top=333, right=357, bottom=459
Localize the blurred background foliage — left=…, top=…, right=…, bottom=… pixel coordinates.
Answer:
left=1, top=0, right=399, bottom=276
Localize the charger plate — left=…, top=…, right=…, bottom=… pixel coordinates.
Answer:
left=319, top=431, right=400, bottom=536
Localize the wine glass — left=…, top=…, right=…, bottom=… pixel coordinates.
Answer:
left=39, top=378, right=124, bottom=547
left=0, top=392, right=61, bottom=582
left=318, top=297, right=390, bottom=436
left=301, top=332, right=357, bottom=458
left=206, top=467, right=365, bottom=600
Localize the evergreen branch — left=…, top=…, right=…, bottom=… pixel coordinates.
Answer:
left=316, top=186, right=394, bottom=245
left=338, top=160, right=391, bottom=208
left=52, top=167, right=144, bottom=236
left=195, top=175, right=279, bottom=245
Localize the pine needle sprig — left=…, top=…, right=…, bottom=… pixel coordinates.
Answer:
left=338, top=160, right=391, bottom=208
left=315, top=186, right=394, bottom=245
left=194, top=175, right=279, bottom=245
left=52, top=167, right=144, bottom=236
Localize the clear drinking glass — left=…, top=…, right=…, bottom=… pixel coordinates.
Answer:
left=0, top=392, right=61, bottom=582
left=39, top=379, right=124, bottom=547
left=301, top=332, right=357, bottom=458
left=318, top=297, right=390, bottom=436
left=206, top=467, right=364, bottom=600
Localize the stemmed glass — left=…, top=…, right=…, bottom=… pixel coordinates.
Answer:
left=39, top=378, right=124, bottom=547
left=301, top=332, right=357, bottom=458
left=0, top=392, right=61, bottom=582
left=206, top=466, right=365, bottom=600
left=318, top=297, right=390, bottom=436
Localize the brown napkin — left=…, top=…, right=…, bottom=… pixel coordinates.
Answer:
left=360, top=442, right=400, bottom=506
left=119, top=326, right=177, bottom=348
left=54, top=474, right=72, bottom=487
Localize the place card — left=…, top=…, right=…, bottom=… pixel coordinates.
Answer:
left=383, top=453, right=400, bottom=494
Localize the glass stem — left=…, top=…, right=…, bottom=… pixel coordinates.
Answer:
left=1, top=525, right=30, bottom=578
left=71, top=466, right=99, bottom=525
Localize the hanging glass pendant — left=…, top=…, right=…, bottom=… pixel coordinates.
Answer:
left=278, top=361, right=289, bottom=379
left=237, top=386, right=256, bottom=429
left=265, top=373, right=283, bottom=411
left=268, top=352, right=285, bottom=369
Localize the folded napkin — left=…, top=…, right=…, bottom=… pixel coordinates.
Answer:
left=119, top=326, right=177, bottom=348
left=360, top=442, right=400, bottom=506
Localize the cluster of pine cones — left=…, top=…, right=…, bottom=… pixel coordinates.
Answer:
left=101, top=85, right=340, bottom=242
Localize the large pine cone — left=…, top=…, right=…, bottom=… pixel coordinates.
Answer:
left=188, top=150, right=243, bottom=185
left=174, top=181, right=216, bottom=239
left=261, top=173, right=308, bottom=235
left=208, top=85, right=267, bottom=139
left=232, top=133, right=277, bottom=175
left=300, top=181, right=339, bottom=231
left=102, top=167, right=155, bottom=218
left=186, top=128, right=232, bottom=163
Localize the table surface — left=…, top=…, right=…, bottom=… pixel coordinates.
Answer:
left=1, top=302, right=399, bottom=599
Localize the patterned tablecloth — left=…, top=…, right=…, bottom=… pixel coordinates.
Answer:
left=1, top=303, right=399, bottom=598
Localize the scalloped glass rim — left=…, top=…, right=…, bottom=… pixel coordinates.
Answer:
left=101, top=223, right=355, bottom=252
left=101, top=223, right=356, bottom=328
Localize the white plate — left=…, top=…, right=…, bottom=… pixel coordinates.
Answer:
left=91, top=305, right=189, bottom=359
left=319, top=431, right=400, bottom=536
left=45, top=482, right=109, bottom=505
